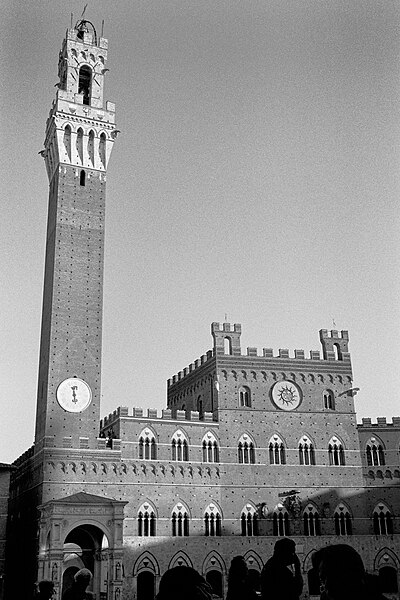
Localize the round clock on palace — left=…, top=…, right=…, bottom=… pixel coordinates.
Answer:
left=56, top=377, right=92, bottom=413
left=271, top=380, right=302, bottom=411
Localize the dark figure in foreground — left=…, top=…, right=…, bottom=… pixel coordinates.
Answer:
left=62, top=568, right=94, bottom=600
left=36, top=580, right=55, bottom=599
left=260, top=538, right=303, bottom=600
left=226, top=556, right=258, bottom=600
left=313, top=544, right=388, bottom=600
left=156, top=566, right=213, bottom=600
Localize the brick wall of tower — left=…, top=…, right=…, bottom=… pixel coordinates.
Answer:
left=35, top=165, right=105, bottom=450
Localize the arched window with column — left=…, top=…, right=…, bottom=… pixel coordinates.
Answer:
left=240, top=504, right=259, bottom=536
left=269, top=434, right=286, bottom=465
left=238, top=434, right=256, bottom=464
left=171, top=503, right=189, bottom=537
left=373, top=503, right=393, bottom=535
left=328, top=436, right=345, bottom=466
left=303, top=504, right=320, bottom=536
left=239, top=386, right=251, bottom=407
left=137, top=502, right=156, bottom=537
left=298, top=435, right=315, bottom=465
left=202, top=432, right=219, bottom=463
left=366, top=437, right=385, bottom=466
left=323, top=389, right=335, bottom=410
left=273, top=505, right=290, bottom=536
left=138, top=429, right=157, bottom=460
left=334, top=504, right=352, bottom=535
left=171, top=430, right=189, bottom=461
left=204, top=504, right=222, bottom=536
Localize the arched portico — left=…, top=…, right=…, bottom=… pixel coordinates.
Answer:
left=37, top=492, right=127, bottom=600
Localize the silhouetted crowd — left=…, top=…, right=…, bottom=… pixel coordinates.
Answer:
left=35, top=541, right=390, bottom=599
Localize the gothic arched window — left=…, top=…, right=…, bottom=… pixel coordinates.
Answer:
left=269, top=435, right=286, bottom=465
left=138, top=429, right=157, bottom=460
left=171, top=504, right=189, bottom=536
left=99, top=132, right=106, bottom=167
left=366, top=438, right=385, bottom=466
left=239, top=386, right=251, bottom=408
left=298, top=435, right=315, bottom=466
left=137, top=503, right=156, bottom=537
left=238, top=435, right=256, bottom=464
left=273, top=505, right=290, bottom=536
left=240, top=504, right=259, bottom=536
left=328, top=436, right=345, bottom=466
left=202, top=432, right=219, bottom=463
left=78, top=65, right=92, bottom=105
left=373, top=504, right=393, bottom=535
left=204, top=504, right=222, bottom=536
left=303, top=504, right=321, bottom=536
left=171, top=431, right=189, bottom=461
left=334, top=504, right=352, bottom=535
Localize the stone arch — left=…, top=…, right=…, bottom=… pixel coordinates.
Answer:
left=202, top=550, right=226, bottom=575
left=303, top=549, right=317, bottom=572
left=133, top=551, right=160, bottom=576
left=374, top=548, right=399, bottom=571
left=168, top=551, right=193, bottom=569
left=243, top=550, right=263, bottom=572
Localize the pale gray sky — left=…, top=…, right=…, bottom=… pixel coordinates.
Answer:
left=1, top=0, right=400, bottom=463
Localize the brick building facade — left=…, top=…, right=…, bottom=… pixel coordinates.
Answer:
left=5, top=18, right=400, bottom=600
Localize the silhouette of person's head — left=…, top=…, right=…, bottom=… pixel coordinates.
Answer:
left=156, top=566, right=213, bottom=600
left=316, top=544, right=366, bottom=600
left=74, top=568, right=92, bottom=590
left=228, top=556, right=248, bottom=582
left=273, top=538, right=296, bottom=566
left=37, top=580, right=55, bottom=599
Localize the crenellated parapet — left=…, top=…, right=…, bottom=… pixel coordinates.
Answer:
left=167, top=350, right=214, bottom=388
left=101, top=406, right=216, bottom=429
left=358, top=417, right=400, bottom=429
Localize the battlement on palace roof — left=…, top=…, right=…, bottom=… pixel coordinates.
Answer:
left=167, top=323, right=351, bottom=388
left=101, top=406, right=217, bottom=429
left=358, top=417, right=400, bottom=429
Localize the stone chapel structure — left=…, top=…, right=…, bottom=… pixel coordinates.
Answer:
left=5, top=17, right=400, bottom=600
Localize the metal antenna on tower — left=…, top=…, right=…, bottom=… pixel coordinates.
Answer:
left=70, top=13, right=73, bottom=29
left=332, top=317, right=337, bottom=328
left=81, top=4, right=88, bottom=19
left=101, top=19, right=105, bottom=37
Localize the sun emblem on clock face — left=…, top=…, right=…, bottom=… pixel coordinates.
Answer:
left=271, top=381, right=302, bottom=411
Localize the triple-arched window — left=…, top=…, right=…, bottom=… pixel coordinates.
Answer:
left=241, top=504, right=259, bottom=536
left=239, top=386, right=251, bottom=407
left=334, top=504, right=352, bottom=535
left=171, top=431, right=189, bottom=461
left=328, top=436, right=345, bottom=465
left=303, top=504, right=320, bottom=536
left=269, top=435, right=286, bottom=465
left=137, top=503, right=156, bottom=536
left=138, top=429, right=157, bottom=460
left=204, top=504, right=222, bottom=536
left=238, top=434, right=256, bottom=464
left=202, top=432, right=219, bottom=463
left=273, top=505, right=290, bottom=536
left=171, top=504, right=189, bottom=536
left=298, top=435, right=315, bottom=465
left=373, top=504, right=393, bottom=535
left=366, top=438, right=385, bottom=466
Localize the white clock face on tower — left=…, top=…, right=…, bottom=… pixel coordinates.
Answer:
left=56, top=377, right=92, bottom=413
left=271, top=380, right=302, bottom=411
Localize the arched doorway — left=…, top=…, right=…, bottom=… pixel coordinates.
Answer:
left=206, top=570, right=223, bottom=599
left=61, top=525, right=108, bottom=599
left=137, top=571, right=155, bottom=600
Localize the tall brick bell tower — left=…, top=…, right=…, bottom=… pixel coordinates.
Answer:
left=35, top=19, right=116, bottom=453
